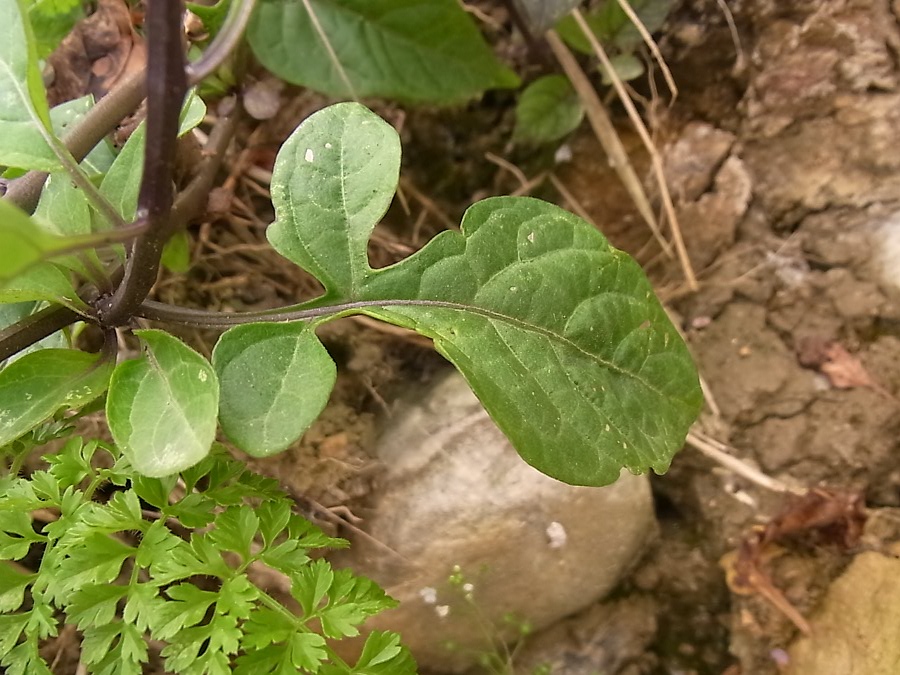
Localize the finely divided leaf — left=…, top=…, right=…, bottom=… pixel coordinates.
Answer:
left=0, top=348, right=112, bottom=447
left=248, top=0, right=519, bottom=103
left=106, top=330, right=219, bottom=477
left=213, top=322, right=336, bottom=457
left=0, top=0, right=58, bottom=170
left=267, top=103, right=702, bottom=486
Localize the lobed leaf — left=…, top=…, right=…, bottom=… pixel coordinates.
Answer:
left=267, top=103, right=400, bottom=301
left=267, top=102, right=702, bottom=486
left=213, top=322, right=336, bottom=457
left=248, top=0, right=519, bottom=103
left=106, top=330, right=219, bottom=477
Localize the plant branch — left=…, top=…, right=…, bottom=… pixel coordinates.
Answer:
left=186, top=0, right=258, bottom=85
left=170, top=99, right=243, bottom=227
left=0, top=305, right=80, bottom=362
left=139, top=298, right=478, bottom=328
left=0, top=107, right=240, bottom=361
left=43, top=129, right=128, bottom=230
left=100, top=0, right=189, bottom=327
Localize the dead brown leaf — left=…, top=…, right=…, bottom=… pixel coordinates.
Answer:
left=46, top=0, right=146, bottom=106
left=722, top=488, right=866, bottom=635
left=796, top=337, right=897, bottom=400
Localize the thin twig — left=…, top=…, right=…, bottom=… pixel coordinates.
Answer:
left=570, top=9, right=698, bottom=290
left=715, top=0, right=745, bottom=71
left=100, top=0, right=188, bottom=327
left=686, top=430, right=805, bottom=495
left=545, top=29, right=673, bottom=258
left=0, top=304, right=80, bottom=362
left=616, top=0, right=677, bottom=101
left=548, top=173, right=599, bottom=227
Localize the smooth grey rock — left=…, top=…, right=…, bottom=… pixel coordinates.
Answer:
left=333, top=372, right=658, bottom=673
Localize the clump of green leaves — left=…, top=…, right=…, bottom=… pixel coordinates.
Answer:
left=0, top=438, right=416, bottom=674
left=515, top=0, right=676, bottom=144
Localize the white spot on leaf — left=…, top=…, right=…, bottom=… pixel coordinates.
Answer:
left=527, top=232, right=535, bottom=243
left=304, top=148, right=315, bottom=162
left=198, top=370, right=208, bottom=382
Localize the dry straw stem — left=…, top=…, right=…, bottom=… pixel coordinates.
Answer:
left=545, top=29, right=673, bottom=260
left=616, top=0, right=677, bottom=101
left=687, top=430, right=806, bottom=496
left=568, top=9, right=698, bottom=291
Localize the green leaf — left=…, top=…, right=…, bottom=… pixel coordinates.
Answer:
left=151, top=583, right=217, bottom=640
left=99, top=125, right=145, bottom=223
left=0, top=511, right=45, bottom=559
left=0, top=0, right=58, bottom=170
left=361, top=197, right=703, bottom=484
left=34, top=171, right=93, bottom=236
left=0, top=199, right=89, bottom=283
left=291, top=558, right=333, bottom=616
left=0, top=613, right=29, bottom=655
left=0, top=348, right=112, bottom=448
left=514, top=75, right=584, bottom=143
left=45, top=437, right=97, bottom=489
left=81, top=622, right=147, bottom=673
left=161, top=230, right=192, bottom=273
left=26, top=0, right=84, bottom=58
left=213, top=322, right=336, bottom=456
left=0, top=564, right=35, bottom=611
left=354, top=631, right=417, bottom=673
left=98, top=93, right=205, bottom=226
left=106, top=329, right=220, bottom=477
left=248, top=0, right=519, bottom=103
left=515, top=0, right=581, bottom=32
left=67, top=585, right=129, bottom=630
left=3, top=636, right=53, bottom=675
left=56, top=533, right=134, bottom=590
left=0, top=262, right=84, bottom=309
left=267, top=103, right=702, bottom=486
left=208, top=505, right=258, bottom=561
left=267, top=102, right=400, bottom=301
left=555, top=0, right=673, bottom=55
left=49, top=96, right=117, bottom=176
left=187, top=0, right=231, bottom=37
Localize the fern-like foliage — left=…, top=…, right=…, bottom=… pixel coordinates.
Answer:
left=0, top=438, right=415, bottom=674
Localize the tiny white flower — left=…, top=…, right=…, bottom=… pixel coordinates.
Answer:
left=435, top=605, right=450, bottom=618
left=419, top=587, right=437, bottom=604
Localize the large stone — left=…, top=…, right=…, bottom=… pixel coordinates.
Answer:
left=333, top=372, right=657, bottom=673
left=787, top=551, right=900, bottom=675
